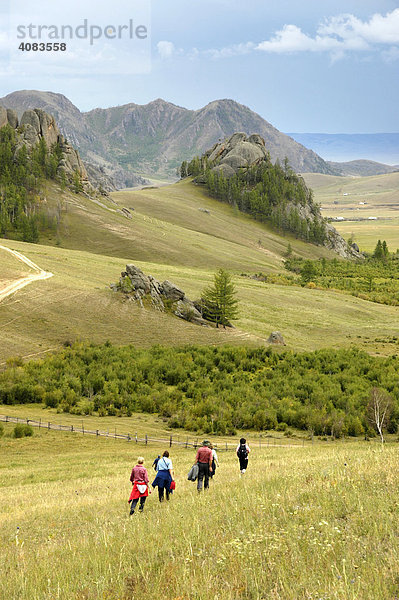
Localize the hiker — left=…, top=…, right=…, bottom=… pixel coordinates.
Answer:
left=209, top=443, right=219, bottom=479
left=152, top=455, right=161, bottom=471
left=129, top=457, right=151, bottom=515
left=152, top=450, right=174, bottom=502
left=195, top=440, right=213, bottom=491
left=236, top=438, right=250, bottom=474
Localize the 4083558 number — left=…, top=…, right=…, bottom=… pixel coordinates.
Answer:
left=18, top=42, right=67, bottom=51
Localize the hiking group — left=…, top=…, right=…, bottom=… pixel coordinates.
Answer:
left=128, top=438, right=250, bottom=514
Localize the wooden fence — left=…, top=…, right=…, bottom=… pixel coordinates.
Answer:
left=0, top=414, right=310, bottom=450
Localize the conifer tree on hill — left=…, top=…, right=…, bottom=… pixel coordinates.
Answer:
left=201, top=268, right=239, bottom=328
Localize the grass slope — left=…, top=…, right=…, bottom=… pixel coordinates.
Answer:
left=42, top=179, right=335, bottom=270
left=1, top=424, right=398, bottom=600
left=303, top=172, right=399, bottom=251
left=0, top=177, right=398, bottom=361
left=0, top=248, right=34, bottom=282
left=0, top=238, right=398, bottom=362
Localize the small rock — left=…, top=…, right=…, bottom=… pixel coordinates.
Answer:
left=267, top=331, right=286, bottom=345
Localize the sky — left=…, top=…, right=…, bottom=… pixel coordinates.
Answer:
left=0, top=0, right=398, bottom=133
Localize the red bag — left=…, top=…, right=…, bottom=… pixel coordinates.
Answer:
left=170, top=480, right=176, bottom=490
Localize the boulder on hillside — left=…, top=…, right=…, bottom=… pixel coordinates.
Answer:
left=6, top=109, right=18, bottom=128
left=112, top=264, right=210, bottom=326
left=161, top=280, right=185, bottom=301
left=267, top=331, right=286, bottom=345
left=204, top=132, right=269, bottom=178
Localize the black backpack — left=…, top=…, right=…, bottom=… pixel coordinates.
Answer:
left=237, top=443, right=248, bottom=459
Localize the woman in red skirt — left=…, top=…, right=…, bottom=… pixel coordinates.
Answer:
left=129, top=457, right=151, bottom=514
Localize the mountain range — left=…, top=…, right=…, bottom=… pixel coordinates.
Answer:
left=0, top=90, right=336, bottom=186
left=2, top=90, right=395, bottom=188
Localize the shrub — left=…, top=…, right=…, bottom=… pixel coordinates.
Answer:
left=13, top=424, right=34, bottom=438
left=0, top=423, right=4, bottom=437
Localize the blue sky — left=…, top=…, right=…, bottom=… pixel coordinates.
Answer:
left=0, top=0, right=398, bottom=133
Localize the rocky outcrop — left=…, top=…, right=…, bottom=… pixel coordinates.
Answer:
left=111, top=265, right=210, bottom=326
left=0, top=105, right=111, bottom=196
left=267, top=331, right=286, bottom=345
left=325, top=225, right=363, bottom=259
left=205, top=132, right=270, bottom=178
left=199, top=132, right=363, bottom=260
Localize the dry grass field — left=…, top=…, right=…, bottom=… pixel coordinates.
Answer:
left=1, top=417, right=398, bottom=600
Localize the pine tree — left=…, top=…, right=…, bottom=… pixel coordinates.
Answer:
left=301, top=260, right=317, bottom=284
left=180, top=161, right=188, bottom=179
left=373, top=240, right=384, bottom=261
left=284, top=242, right=293, bottom=258
left=382, top=240, right=389, bottom=259
left=201, top=269, right=239, bottom=328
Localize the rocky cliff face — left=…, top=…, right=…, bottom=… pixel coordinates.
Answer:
left=0, top=105, right=110, bottom=196
left=111, top=264, right=210, bottom=326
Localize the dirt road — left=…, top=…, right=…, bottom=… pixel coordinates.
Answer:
left=0, top=245, right=53, bottom=303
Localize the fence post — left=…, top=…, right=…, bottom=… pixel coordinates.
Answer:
left=115, top=428, right=117, bottom=440
left=48, top=422, right=50, bottom=430
left=169, top=435, right=172, bottom=448
left=135, top=432, right=138, bottom=443
left=225, top=442, right=228, bottom=452
left=96, top=429, right=99, bottom=437
left=71, top=425, right=73, bottom=433
left=6, top=416, right=8, bottom=423
left=145, top=434, right=148, bottom=446
left=39, top=419, right=41, bottom=429
left=127, top=433, right=131, bottom=442
left=185, top=437, right=188, bottom=449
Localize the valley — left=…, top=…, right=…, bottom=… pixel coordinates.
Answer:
left=304, top=171, right=399, bottom=251
left=0, top=172, right=398, bottom=363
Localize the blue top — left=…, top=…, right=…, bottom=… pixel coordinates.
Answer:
left=156, top=456, right=173, bottom=471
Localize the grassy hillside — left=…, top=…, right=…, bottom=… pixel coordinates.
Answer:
left=0, top=176, right=398, bottom=362
left=41, top=178, right=335, bottom=271
left=303, top=172, right=399, bottom=251
left=0, top=238, right=399, bottom=363
left=1, top=424, right=398, bottom=599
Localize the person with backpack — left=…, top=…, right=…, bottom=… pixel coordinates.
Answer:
left=236, top=438, right=250, bottom=474
left=152, top=455, right=161, bottom=471
left=195, top=440, right=213, bottom=491
left=128, top=456, right=151, bottom=515
left=152, top=450, right=174, bottom=502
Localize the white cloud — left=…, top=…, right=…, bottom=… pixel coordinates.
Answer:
left=205, top=42, right=255, bottom=59
left=157, top=40, right=175, bottom=59
left=256, top=9, right=399, bottom=58
left=153, top=9, right=399, bottom=65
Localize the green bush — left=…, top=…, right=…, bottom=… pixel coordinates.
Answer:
left=13, top=424, right=34, bottom=438
left=1, top=342, right=399, bottom=437
left=0, top=423, right=4, bottom=437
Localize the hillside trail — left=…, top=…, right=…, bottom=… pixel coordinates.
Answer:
left=0, top=245, right=53, bottom=303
